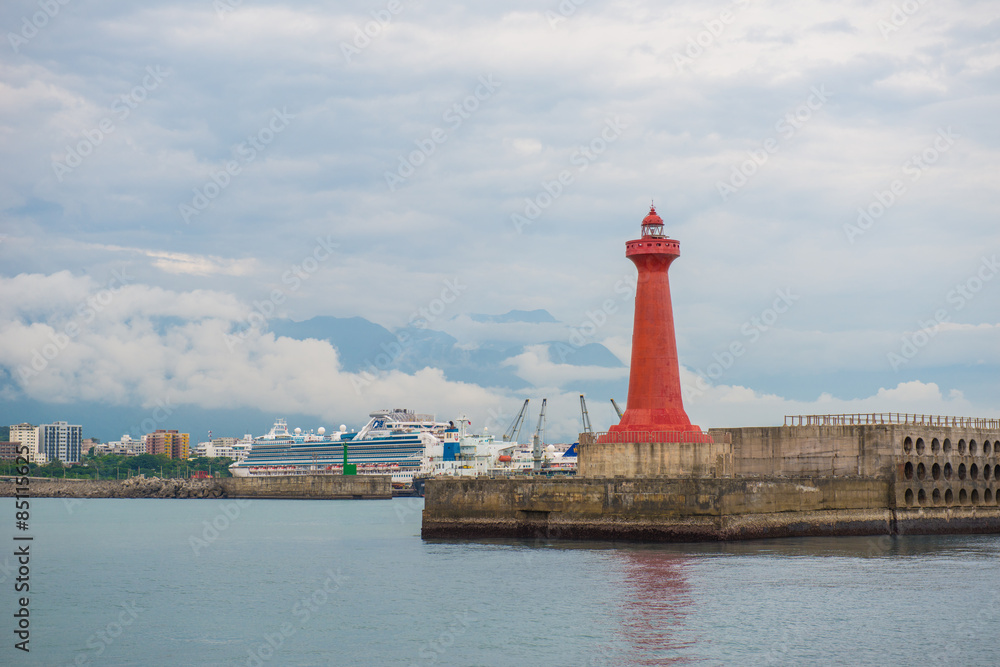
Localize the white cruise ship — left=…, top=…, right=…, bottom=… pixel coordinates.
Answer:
left=229, top=408, right=577, bottom=487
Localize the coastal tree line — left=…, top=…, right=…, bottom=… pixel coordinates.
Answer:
left=3, top=452, right=235, bottom=480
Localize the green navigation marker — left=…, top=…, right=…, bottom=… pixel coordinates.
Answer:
left=343, top=441, right=356, bottom=476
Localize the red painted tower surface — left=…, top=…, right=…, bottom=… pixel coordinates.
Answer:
left=602, top=205, right=707, bottom=443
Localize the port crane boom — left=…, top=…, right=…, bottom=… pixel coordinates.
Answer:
left=610, top=398, right=624, bottom=421
left=503, top=399, right=530, bottom=443
left=532, top=398, right=547, bottom=472
left=579, top=394, right=592, bottom=434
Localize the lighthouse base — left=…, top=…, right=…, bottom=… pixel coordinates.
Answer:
left=578, top=433, right=733, bottom=478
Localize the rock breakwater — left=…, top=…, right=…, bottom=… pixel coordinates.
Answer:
left=1, top=474, right=393, bottom=499
left=0, top=476, right=225, bottom=499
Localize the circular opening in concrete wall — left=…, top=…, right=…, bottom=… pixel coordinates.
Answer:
left=918, top=489, right=927, bottom=506
left=916, top=438, right=926, bottom=455
left=945, top=488, right=954, bottom=504
left=959, top=488, right=968, bottom=505
left=959, top=439, right=967, bottom=454
left=932, top=488, right=942, bottom=505
left=959, top=463, right=967, bottom=480
left=943, top=438, right=952, bottom=453
left=971, top=463, right=979, bottom=480
left=970, top=439, right=978, bottom=455
left=971, top=489, right=980, bottom=504
left=995, top=465, right=999, bottom=479
left=985, top=489, right=993, bottom=504
left=917, top=463, right=926, bottom=480
left=944, top=463, right=953, bottom=480
left=904, top=488, right=914, bottom=506
left=932, top=463, right=941, bottom=480
left=931, top=438, right=941, bottom=453
left=904, top=462, right=914, bottom=480
left=985, top=465, right=992, bottom=481
left=984, top=440, right=992, bottom=455
left=903, top=436, right=913, bottom=453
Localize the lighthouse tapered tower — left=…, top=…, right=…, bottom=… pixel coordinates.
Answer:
left=604, top=204, right=704, bottom=441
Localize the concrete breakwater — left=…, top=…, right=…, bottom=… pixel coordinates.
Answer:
left=0, top=474, right=392, bottom=500
left=421, top=420, right=1000, bottom=543
left=421, top=476, right=1000, bottom=542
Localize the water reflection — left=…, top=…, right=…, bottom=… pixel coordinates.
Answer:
left=430, top=533, right=1000, bottom=560
left=614, top=549, right=696, bottom=666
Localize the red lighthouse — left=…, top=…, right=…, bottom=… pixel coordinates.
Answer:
left=603, top=204, right=705, bottom=442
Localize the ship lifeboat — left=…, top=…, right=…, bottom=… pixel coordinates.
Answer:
left=498, top=455, right=512, bottom=462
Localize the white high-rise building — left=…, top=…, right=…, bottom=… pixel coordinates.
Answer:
left=40, top=421, right=82, bottom=464
left=94, top=435, right=147, bottom=456
left=9, top=423, right=43, bottom=463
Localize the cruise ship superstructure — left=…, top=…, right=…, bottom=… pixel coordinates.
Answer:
left=230, top=408, right=578, bottom=486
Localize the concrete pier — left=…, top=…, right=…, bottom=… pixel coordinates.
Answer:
left=421, top=475, right=1000, bottom=541
left=422, top=418, right=1000, bottom=542
left=220, top=475, right=391, bottom=499
left=421, top=476, right=895, bottom=541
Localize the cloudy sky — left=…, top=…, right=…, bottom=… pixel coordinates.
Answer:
left=1, top=0, right=998, bottom=442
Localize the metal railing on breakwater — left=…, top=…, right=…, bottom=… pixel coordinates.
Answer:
left=784, top=413, right=1000, bottom=429
left=582, top=430, right=726, bottom=445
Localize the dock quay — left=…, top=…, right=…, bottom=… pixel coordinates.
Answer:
left=422, top=416, right=1000, bottom=542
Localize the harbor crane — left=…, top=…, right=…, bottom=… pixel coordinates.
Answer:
left=503, top=399, right=530, bottom=443
left=611, top=398, right=624, bottom=421
left=532, top=398, right=547, bottom=472
left=579, top=394, right=593, bottom=434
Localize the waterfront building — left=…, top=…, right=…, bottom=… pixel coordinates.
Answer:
left=145, top=430, right=190, bottom=459
left=204, top=437, right=238, bottom=459
left=92, top=442, right=116, bottom=455
left=0, top=441, right=20, bottom=460
left=81, top=438, right=99, bottom=456
left=94, top=434, right=147, bottom=456
left=9, top=423, right=42, bottom=463
left=129, top=437, right=148, bottom=456
left=40, top=421, right=83, bottom=464
left=192, top=437, right=237, bottom=458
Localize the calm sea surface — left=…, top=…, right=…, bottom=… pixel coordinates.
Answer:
left=2, top=498, right=998, bottom=666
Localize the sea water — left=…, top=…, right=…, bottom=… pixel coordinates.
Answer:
left=2, top=498, right=998, bottom=666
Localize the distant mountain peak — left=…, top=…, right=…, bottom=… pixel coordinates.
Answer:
left=467, top=309, right=558, bottom=324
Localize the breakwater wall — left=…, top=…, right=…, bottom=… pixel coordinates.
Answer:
left=0, top=475, right=391, bottom=500
left=421, top=477, right=1000, bottom=542
left=219, top=475, right=391, bottom=499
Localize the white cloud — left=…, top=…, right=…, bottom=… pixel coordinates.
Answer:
left=510, top=138, right=543, bottom=157
left=876, top=380, right=946, bottom=403
left=2, top=0, right=999, bottom=440
left=680, top=366, right=997, bottom=430
left=143, top=250, right=257, bottom=277
left=0, top=272, right=512, bottom=427
left=87, top=244, right=260, bottom=277
left=502, top=344, right=629, bottom=386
